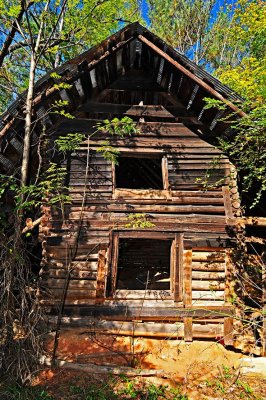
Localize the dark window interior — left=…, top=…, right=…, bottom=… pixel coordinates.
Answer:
left=115, top=156, right=163, bottom=189
left=117, top=238, right=171, bottom=290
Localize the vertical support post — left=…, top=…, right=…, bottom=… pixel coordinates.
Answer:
left=173, top=234, right=183, bottom=302
left=224, top=251, right=234, bottom=346
left=183, top=246, right=192, bottom=308
left=222, top=185, right=234, bottom=220
left=184, top=317, right=193, bottom=342
left=111, top=161, right=116, bottom=197
left=183, top=241, right=192, bottom=342
left=224, top=317, right=234, bottom=346
left=95, top=249, right=107, bottom=303
left=111, top=232, right=119, bottom=296
left=262, top=260, right=266, bottom=356
left=162, top=156, right=169, bottom=191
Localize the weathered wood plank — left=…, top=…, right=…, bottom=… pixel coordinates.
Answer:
left=192, top=290, right=224, bottom=301
left=47, top=318, right=224, bottom=338
left=80, top=103, right=175, bottom=118
left=43, top=279, right=97, bottom=290
left=222, top=186, right=234, bottom=219
left=191, top=271, right=225, bottom=280
left=48, top=305, right=234, bottom=319
left=183, top=249, right=192, bottom=307
left=184, top=317, right=193, bottom=342
left=96, top=249, right=107, bottom=301
left=224, top=317, right=234, bottom=346
left=192, top=281, right=225, bottom=290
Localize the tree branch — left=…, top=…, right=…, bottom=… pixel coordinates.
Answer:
left=0, top=1, right=33, bottom=68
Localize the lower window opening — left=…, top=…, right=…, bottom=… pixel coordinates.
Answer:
left=117, top=238, right=171, bottom=290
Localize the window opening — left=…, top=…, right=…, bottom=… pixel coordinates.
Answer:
left=117, top=238, right=171, bottom=290
left=115, top=156, right=163, bottom=189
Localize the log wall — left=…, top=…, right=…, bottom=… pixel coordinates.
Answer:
left=40, top=121, right=236, bottom=324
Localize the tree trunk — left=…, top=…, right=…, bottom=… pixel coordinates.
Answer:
left=21, top=53, right=36, bottom=186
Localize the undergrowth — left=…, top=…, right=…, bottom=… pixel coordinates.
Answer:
left=0, top=377, right=188, bottom=400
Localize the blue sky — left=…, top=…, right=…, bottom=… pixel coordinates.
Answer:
left=139, top=0, right=238, bottom=27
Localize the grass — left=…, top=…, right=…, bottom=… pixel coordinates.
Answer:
left=0, top=366, right=263, bottom=400
left=0, top=377, right=189, bottom=400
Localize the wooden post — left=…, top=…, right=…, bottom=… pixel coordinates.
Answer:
left=224, top=251, right=234, bottom=346
left=183, top=241, right=192, bottom=342
left=173, top=234, right=183, bottom=301
left=183, top=246, right=192, bottom=308
left=184, top=317, right=193, bottom=342
left=262, top=259, right=266, bottom=356
left=111, top=232, right=119, bottom=296
left=224, top=317, right=234, bottom=346
left=95, top=249, right=107, bottom=303
left=222, top=186, right=234, bottom=219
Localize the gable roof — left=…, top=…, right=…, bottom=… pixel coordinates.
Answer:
left=0, top=22, right=243, bottom=158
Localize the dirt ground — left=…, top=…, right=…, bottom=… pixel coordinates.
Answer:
left=34, top=331, right=266, bottom=400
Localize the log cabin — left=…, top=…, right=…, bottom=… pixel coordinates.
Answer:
left=0, top=22, right=264, bottom=354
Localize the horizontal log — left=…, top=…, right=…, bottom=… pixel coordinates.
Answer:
left=66, top=192, right=224, bottom=204
left=71, top=190, right=224, bottom=199
left=114, top=290, right=171, bottom=300
left=81, top=145, right=223, bottom=155
left=192, top=290, right=224, bottom=301
left=192, top=262, right=225, bottom=272
left=51, top=214, right=227, bottom=224
left=43, top=278, right=97, bottom=290
left=41, top=298, right=226, bottom=307
left=69, top=184, right=112, bottom=191
left=168, top=154, right=227, bottom=160
left=67, top=205, right=226, bottom=216
left=82, top=141, right=218, bottom=150
left=67, top=202, right=225, bottom=215
left=48, top=224, right=227, bottom=237
left=114, top=188, right=170, bottom=199
left=45, top=245, right=108, bottom=258
left=192, top=251, right=226, bottom=260
left=241, top=217, right=266, bottom=227
left=192, top=281, right=225, bottom=291
left=55, top=119, right=199, bottom=134
left=86, top=137, right=216, bottom=148
left=48, top=305, right=234, bottom=320
left=43, top=269, right=97, bottom=280
left=41, top=288, right=96, bottom=299
left=192, top=271, right=225, bottom=280
left=46, top=359, right=167, bottom=377
left=47, top=319, right=224, bottom=338
left=80, top=103, right=175, bottom=118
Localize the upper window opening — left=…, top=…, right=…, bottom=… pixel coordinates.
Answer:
left=115, top=156, right=163, bottom=189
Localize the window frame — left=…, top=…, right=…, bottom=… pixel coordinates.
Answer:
left=107, top=231, right=183, bottom=301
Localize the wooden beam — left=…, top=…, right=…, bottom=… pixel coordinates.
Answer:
left=176, top=234, right=184, bottom=302
left=80, top=103, right=175, bottom=118
left=47, top=319, right=224, bottom=338
left=222, top=186, right=234, bottom=219
left=183, top=248, right=192, bottom=308
left=242, top=217, right=266, bottom=227
left=138, top=35, right=246, bottom=118
left=184, top=317, right=193, bottom=342
left=263, top=260, right=266, bottom=356
left=111, top=231, right=119, bottom=296
left=224, top=317, right=234, bottom=346
left=95, top=249, right=107, bottom=302
left=45, top=359, right=167, bottom=377
left=48, top=305, right=234, bottom=320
